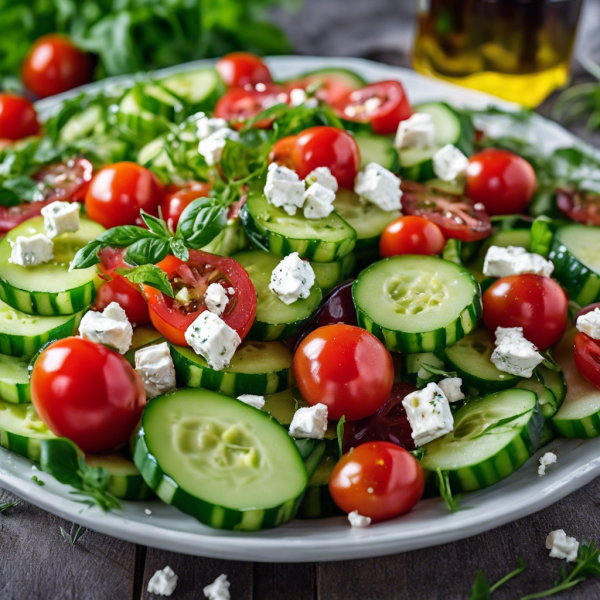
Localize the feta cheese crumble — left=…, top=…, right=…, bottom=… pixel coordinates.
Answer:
left=437, top=377, right=465, bottom=403
left=401, top=383, right=454, bottom=447
left=203, top=574, right=230, bottom=600
left=198, top=128, right=239, bottom=166
left=147, top=566, right=178, bottom=596
left=79, top=302, right=133, bottom=354
left=348, top=510, right=371, bottom=528
left=237, top=394, right=265, bottom=410
left=145, top=508, right=152, bottom=515
left=269, top=252, right=315, bottom=305
left=205, top=282, right=230, bottom=316
left=491, top=327, right=544, bottom=378
left=303, top=182, right=336, bottom=219
left=354, top=162, right=402, bottom=212
left=135, top=342, right=176, bottom=399
left=576, top=307, right=600, bottom=340
left=264, top=163, right=306, bottom=216
left=538, top=451, right=557, bottom=476
left=306, top=166, right=338, bottom=192
left=433, top=144, right=469, bottom=182
left=41, top=201, right=80, bottom=238
left=483, top=246, right=554, bottom=278
left=288, top=403, right=328, bottom=439
left=546, top=530, right=579, bottom=562
left=394, top=113, right=435, bottom=150
left=10, top=234, right=54, bottom=267
left=196, top=115, right=228, bottom=140
left=289, top=87, right=318, bottom=108
left=184, top=310, right=241, bottom=371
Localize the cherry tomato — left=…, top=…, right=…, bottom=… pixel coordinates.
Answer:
left=483, top=274, right=568, bottom=351
left=574, top=332, right=600, bottom=389
left=22, top=34, right=92, bottom=98
left=216, top=52, right=272, bottom=88
left=334, top=81, right=412, bottom=135
left=85, top=162, right=164, bottom=229
left=31, top=337, right=146, bottom=452
left=162, top=182, right=211, bottom=230
left=329, top=442, right=424, bottom=522
left=285, top=73, right=361, bottom=105
left=143, top=251, right=256, bottom=346
left=215, top=84, right=287, bottom=129
left=380, top=215, right=445, bottom=258
left=293, top=324, right=394, bottom=421
left=556, top=187, right=600, bottom=227
left=0, top=93, right=40, bottom=140
left=270, top=126, right=360, bottom=189
left=400, top=180, right=492, bottom=242
left=93, top=277, right=150, bottom=325
left=466, top=149, right=536, bottom=216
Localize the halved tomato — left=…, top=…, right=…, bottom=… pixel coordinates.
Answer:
left=285, top=73, right=361, bottom=105
left=556, top=187, right=600, bottom=227
left=143, top=251, right=256, bottom=346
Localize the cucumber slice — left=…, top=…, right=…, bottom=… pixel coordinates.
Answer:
left=85, top=453, right=153, bottom=501
left=240, top=193, right=356, bottom=263
left=282, top=67, right=367, bottom=90
left=0, top=217, right=104, bottom=316
left=414, top=102, right=475, bottom=156
left=421, top=389, right=543, bottom=493
left=550, top=224, right=600, bottom=306
left=311, top=253, right=356, bottom=294
left=538, top=422, right=557, bottom=448
left=354, top=133, right=398, bottom=171
left=133, top=388, right=308, bottom=531
left=234, top=249, right=322, bottom=341
left=170, top=340, right=293, bottom=396
left=425, top=178, right=466, bottom=196
left=123, top=325, right=164, bottom=366
left=403, top=352, right=444, bottom=384
left=153, top=69, right=224, bottom=111
left=539, top=365, right=566, bottom=406
left=0, top=400, right=53, bottom=461
left=515, top=375, right=557, bottom=419
left=444, top=328, right=520, bottom=392
left=0, top=299, right=82, bottom=358
left=263, top=387, right=305, bottom=427
left=0, top=354, right=31, bottom=404
left=297, top=451, right=343, bottom=519
left=202, top=218, right=250, bottom=257
left=333, top=189, right=400, bottom=252
left=353, top=255, right=481, bottom=353
left=59, top=104, right=105, bottom=144
left=397, top=146, right=437, bottom=181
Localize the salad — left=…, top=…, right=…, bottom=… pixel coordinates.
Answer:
left=1, top=52, right=600, bottom=533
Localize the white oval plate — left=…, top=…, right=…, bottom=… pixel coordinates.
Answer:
left=2, top=56, right=597, bottom=563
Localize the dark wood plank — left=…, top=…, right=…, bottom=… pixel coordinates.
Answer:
left=253, top=563, right=316, bottom=600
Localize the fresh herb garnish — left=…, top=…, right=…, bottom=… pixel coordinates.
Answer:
left=336, top=416, right=346, bottom=459
left=31, top=475, right=45, bottom=486
left=0, top=500, right=20, bottom=514
left=116, top=265, right=175, bottom=298
left=469, top=559, right=526, bottom=599
left=436, top=468, right=462, bottom=513
left=59, top=523, right=86, bottom=546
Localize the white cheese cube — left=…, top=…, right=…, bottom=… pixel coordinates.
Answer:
left=546, top=530, right=579, bottom=562
left=135, top=342, right=176, bottom=399
left=10, top=234, right=54, bottom=267
left=348, top=510, right=371, bottom=528
left=203, top=574, right=230, bottom=600
left=491, top=326, right=543, bottom=378
left=306, top=166, right=338, bottom=192
left=394, top=113, right=435, bottom=150
left=237, top=394, right=265, bottom=409
left=538, top=451, right=557, bottom=476
left=483, top=246, right=554, bottom=278
left=401, top=382, right=454, bottom=447
left=354, top=163, right=402, bottom=212
left=437, top=377, right=465, bottom=402
left=269, top=252, right=315, bottom=305
left=196, top=116, right=228, bottom=140
left=576, top=307, right=600, bottom=340
left=264, top=163, right=306, bottom=216
left=288, top=403, right=328, bottom=439
left=41, top=201, right=80, bottom=238
left=303, top=182, right=336, bottom=219
left=204, top=282, right=229, bottom=316
left=184, top=311, right=241, bottom=371
left=147, top=566, right=178, bottom=597
left=198, top=128, right=239, bottom=166
left=79, top=302, right=133, bottom=354
left=433, top=144, right=469, bottom=182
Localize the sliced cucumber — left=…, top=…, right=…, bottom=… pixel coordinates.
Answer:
left=170, top=340, right=293, bottom=396
left=59, top=104, right=105, bottom=144
left=0, top=299, right=82, bottom=358
left=0, top=400, right=53, bottom=461
left=123, top=325, right=164, bottom=366
left=353, top=255, right=481, bottom=353
left=234, top=249, right=322, bottom=341
left=414, top=102, right=475, bottom=156
left=0, top=354, right=31, bottom=404
left=85, top=453, right=153, bottom=501
left=133, top=388, right=308, bottom=531
left=397, top=146, right=437, bottom=181
left=420, top=389, right=543, bottom=493
left=516, top=375, right=557, bottom=420
left=403, top=352, right=444, bottom=383
left=0, top=217, right=104, bottom=316
left=539, top=365, right=566, bottom=407
left=282, top=67, right=367, bottom=90
left=354, top=133, right=398, bottom=171
left=263, top=387, right=305, bottom=427
left=297, top=451, right=343, bottom=519
left=240, top=193, right=356, bottom=263
left=202, top=217, right=250, bottom=257
left=425, top=178, right=466, bottom=196
left=444, top=328, right=520, bottom=392
left=311, top=253, right=356, bottom=294
left=550, top=224, right=600, bottom=306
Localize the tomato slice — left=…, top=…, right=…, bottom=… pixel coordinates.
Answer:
left=285, top=74, right=358, bottom=105
left=574, top=332, right=600, bottom=389
left=400, top=180, right=492, bottom=242
left=143, top=251, right=256, bottom=346
left=556, top=187, right=600, bottom=227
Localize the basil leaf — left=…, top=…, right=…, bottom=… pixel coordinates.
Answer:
left=177, top=197, right=227, bottom=250
left=2, top=176, right=44, bottom=203
left=39, top=438, right=82, bottom=489
left=468, top=571, right=491, bottom=600
left=0, top=187, right=21, bottom=207
left=140, top=210, right=171, bottom=239
left=240, top=103, right=290, bottom=133
left=116, top=265, right=174, bottom=298
left=95, top=225, right=150, bottom=247
left=170, top=236, right=189, bottom=262
left=71, top=241, right=103, bottom=269
left=124, top=238, right=170, bottom=266
left=220, top=139, right=265, bottom=182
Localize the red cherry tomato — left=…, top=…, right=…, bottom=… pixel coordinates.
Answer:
left=380, top=215, right=445, bottom=258
left=329, top=442, right=424, bottom=522
left=162, top=182, right=211, bottom=230
left=215, top=84, right=287, bottom=129
left=85, top=162, right=164, bottom=229
left=216, top=52, right=272, bottom=88
left=293, top=324, right=394, bottom=421
left=285, top=73, right=362, bottom=105
left=556, top=187, right=600, bottom=227
left=334, top=81, right=412, bottom=135
left=93, top=277, right=150, bottom=325
left=574, top=332, right=600, bottom=389
left=0, top=93, right=40, bottom=140
left=483, top=274, right=568, bottom=351
left=31, top=337, right=146, bottom=452
left=466, top=149, right=536, bottom=216
left=22, top=34, right=92, bottom=98
left=143, top=251, right=256, bottom=346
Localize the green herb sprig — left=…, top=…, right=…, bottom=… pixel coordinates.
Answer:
left=469, top=559, right=526, bottom=600
left=436, top=468, right=462, bottom=513
left=59, top=523, right=86, bottom=547
left=0, top=500, right=20, bottom=514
